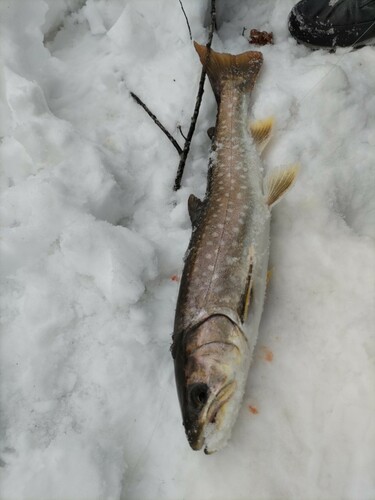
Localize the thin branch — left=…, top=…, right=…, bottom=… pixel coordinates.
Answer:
left=178, top=0, right=192, bottom=41
left=130, top=0, right=216, bottom=191
left=174, top=0, right=216, bottom=191
left=177, top=125, right=188, bottom=141
left=130, top=92, right=183, bottom=155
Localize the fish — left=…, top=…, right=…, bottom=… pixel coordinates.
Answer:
left=171, top=42, right=299, bottom=454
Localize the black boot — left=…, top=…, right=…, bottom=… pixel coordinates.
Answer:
left=288, top=0, right=375, bottom=48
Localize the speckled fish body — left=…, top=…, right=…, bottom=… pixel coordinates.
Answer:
left=171, top=44, right=295, bottom=454
left=174, top=56, right=269, bottom=342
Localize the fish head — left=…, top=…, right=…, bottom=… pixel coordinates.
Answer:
left=174, top=315, right=249, bottom=453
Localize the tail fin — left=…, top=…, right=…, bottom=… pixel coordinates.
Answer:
left=194, top=42, right=263, bottom=101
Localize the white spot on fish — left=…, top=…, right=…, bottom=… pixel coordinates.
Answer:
left=226, top=256, right=238, bottom=265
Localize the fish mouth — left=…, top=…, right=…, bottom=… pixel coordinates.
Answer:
left=206, top=381, right=236, bottom=425
left=187, top=381, right=237, bottom=452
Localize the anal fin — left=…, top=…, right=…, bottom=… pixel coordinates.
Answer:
left=249, top=117, right=274, bottom=154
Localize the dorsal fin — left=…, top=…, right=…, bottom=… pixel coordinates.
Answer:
left=188, top=194, right=203, bottom=227
left=207, top=127, right=215, bottom=140
left=194, top=42, right=263, bottom=101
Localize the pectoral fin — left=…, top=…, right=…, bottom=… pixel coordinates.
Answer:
left=264, top=164, right=299, bottom=208
left=188, top=194, right=203, bottom=227
left=249, top=117, right=274, bottom=154
left=266, top=269, right=273, bottom=287
left=241, top=246, right=255, bottom=322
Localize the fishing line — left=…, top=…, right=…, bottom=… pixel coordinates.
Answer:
left=297, top=19, right=375, bottom=104
left=259, top=18, right=375, bottom=176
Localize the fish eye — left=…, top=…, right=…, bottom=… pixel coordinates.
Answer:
left=189, top=383, right=209, bottom=407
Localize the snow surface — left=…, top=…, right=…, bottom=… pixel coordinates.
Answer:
left=1, top=0, right=374, bottom=499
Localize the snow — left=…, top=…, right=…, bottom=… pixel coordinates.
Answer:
left=0, top=0, right=374, bottom=499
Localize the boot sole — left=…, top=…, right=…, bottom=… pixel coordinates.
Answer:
left=296, top=36, right=375, bottom=51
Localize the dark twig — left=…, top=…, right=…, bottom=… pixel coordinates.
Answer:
left=177, top=125, right=188, bottom=141
left=130, top=92, right=183, bottom=155
left=178, top=0, right=192, bottom=41
left=174, top=0, right=216, bottom=190
left=130, top=1, right=216, bottom=190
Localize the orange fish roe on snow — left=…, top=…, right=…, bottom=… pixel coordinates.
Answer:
left=248, top=405, right=259, bottom=415
left=261, top=346, right=273, bottom=362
